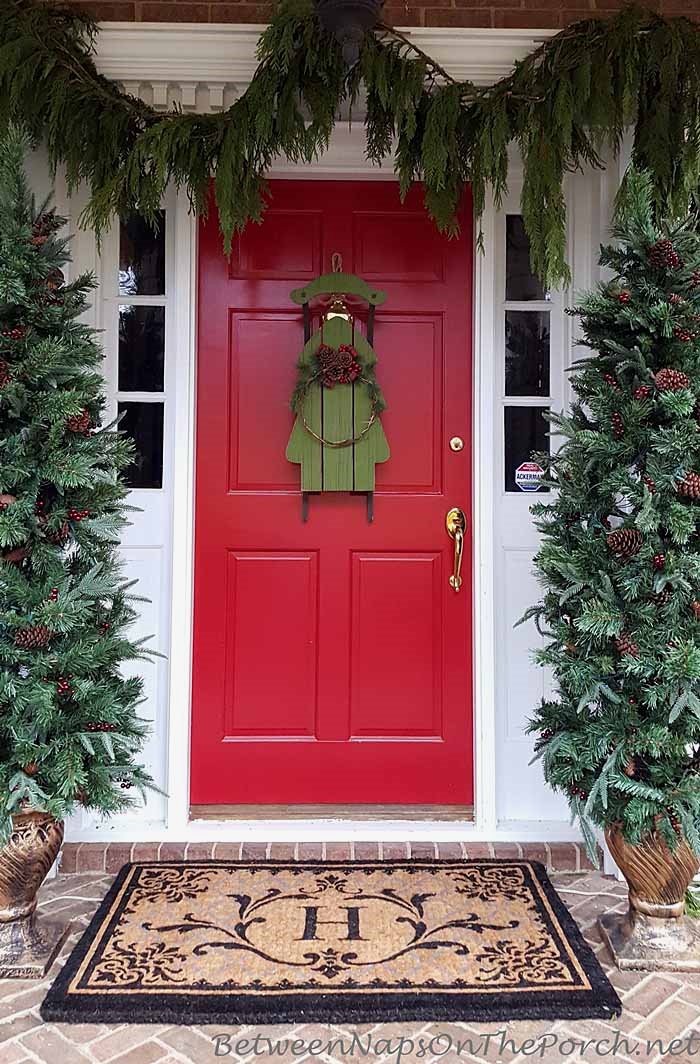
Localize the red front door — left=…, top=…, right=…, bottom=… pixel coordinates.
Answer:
left=191, top=181, right=473, bottom=806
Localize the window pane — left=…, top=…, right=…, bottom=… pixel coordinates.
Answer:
left=118, top=305, right=165, bottom=392
left=506, top=215, right=547, bottom=302
left=118, top=402, right=164, bottom=489
left=505, top=310, right=550, bottom=396
left=119, top=212, right=165, bottom=296
left=504, top=406, right=549, bottom=493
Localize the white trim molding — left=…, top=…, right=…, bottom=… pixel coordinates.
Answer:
left=93, top=23, right=554, bottom=113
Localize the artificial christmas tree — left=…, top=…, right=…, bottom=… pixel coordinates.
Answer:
left=523, top=171, right=700, bottom=969
left=0, top=129, right=153, bottom=977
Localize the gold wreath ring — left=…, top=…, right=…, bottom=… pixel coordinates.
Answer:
left=297, top=376, right=379, bottom=448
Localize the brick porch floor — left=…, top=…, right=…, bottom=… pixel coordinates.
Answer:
left=2, top=849, right=700, bottom=1063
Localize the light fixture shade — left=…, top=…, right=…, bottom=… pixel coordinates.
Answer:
left=315, top=0, right=384, bottom=66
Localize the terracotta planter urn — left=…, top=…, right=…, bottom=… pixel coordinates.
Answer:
left=599, top=824, right=700, bottom=971
left=0, top=812, right=70, bottom=978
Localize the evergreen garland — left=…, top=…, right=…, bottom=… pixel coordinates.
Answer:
left=523, top=172, right=700, bottom=862
left=1, top=1, right=700, bottom=288
left=0, top=128, right=154, bottom=841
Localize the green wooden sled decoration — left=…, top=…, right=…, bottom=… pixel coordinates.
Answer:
left=286, top=269, right=390, bottom=521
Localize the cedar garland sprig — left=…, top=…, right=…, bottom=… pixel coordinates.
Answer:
left=2, top=2, right=700, bottom=287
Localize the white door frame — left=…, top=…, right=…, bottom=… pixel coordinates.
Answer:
left=57, top=22, right=605, bottom=842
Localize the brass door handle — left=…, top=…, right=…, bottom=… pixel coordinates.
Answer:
left=445, top=507, right=466, bottom=592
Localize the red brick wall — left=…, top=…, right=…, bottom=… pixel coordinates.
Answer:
left=64, top=0, right=690, bottom=30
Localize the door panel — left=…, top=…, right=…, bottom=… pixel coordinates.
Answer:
left=192, top=180, right=473, bottom=806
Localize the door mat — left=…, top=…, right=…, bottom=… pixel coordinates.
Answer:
left=41, top=859, right=620, bottom=1025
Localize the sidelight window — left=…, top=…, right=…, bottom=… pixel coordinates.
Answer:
left=502, top=215, right=552, bottom=493
left=115, top=214, right=167, bottom=488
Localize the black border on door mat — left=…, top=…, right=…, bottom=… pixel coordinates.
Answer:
left=41, top=859, right=621, bottom=1025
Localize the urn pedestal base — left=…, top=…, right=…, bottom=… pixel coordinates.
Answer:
left=599, top=909, right=700, bottom=972
left=0, top=913, right=70, bottom=979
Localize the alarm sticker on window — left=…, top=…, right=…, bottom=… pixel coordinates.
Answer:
left=515, top=461, right=544, bottom=492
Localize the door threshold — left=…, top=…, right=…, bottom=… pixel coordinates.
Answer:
left=190, top=804, right=475, bottom=822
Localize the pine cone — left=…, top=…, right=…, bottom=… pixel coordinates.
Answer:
left=46, top=268, right=64, bottom=292
left=669, top=293, right=685, bottom=306
left=634, top=385, right=652, bottom=401
left=615, top=632, right=639, bottom=657
left=692, top=601, right=700, bottom=619
left=606, top=528, right=643, bottom=559
left=31, top=212, right=59, bottom=244
left=23, top=762, right=38, bottom=777
left=647, top=239, right=681, bottom=269
left=45, top=522, right=69, bottom=546
left=678, top=472, right=700, bottom=499
left=653, top=589, right=672, bottom=607
left=0, top=360, right=10, bottom=388
left=673, top=327, right=696, bottom=343
left=655, top=368, right=691, bottom=392
left=692, top=270, right=700, bottom=289
left=14, top=624, right=52, bottom=650
left=623, top=756, right=637, bottom=777
left=1, top=545, right=27, bottom=564
left=66, top=410, right=92, bottom=435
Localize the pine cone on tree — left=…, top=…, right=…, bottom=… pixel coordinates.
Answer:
left=46, top=268, right=64, bottom=292
left=692, top=601, right=700, bottom=619
left=14, top=625, right=52, bottom=650
left=615, top=632, right=639, bottom=657
left=23, top=762, right=38, bottom=777
left=66, top=410, right=92, bottom=435
left=647, top=239, right=681, bottom=269
left=669, top=293, right=685, bottom=306
left=606, top=528, right=643, bottom=559
left=678, top=473, right=700, bottom=499
left=653, top=589, right=672, bottom=607
left=623, top=756, right=637, bottom=777
left=655, top=368, right=691, bottom=392
left=45, top=521, right=69, bottom=546
left=673, top=327, right=695, bottom=343
left=31, top=211, right=59, bottom=246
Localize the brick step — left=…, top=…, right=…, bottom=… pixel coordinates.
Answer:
left=59, top=840, right=598, bottom=874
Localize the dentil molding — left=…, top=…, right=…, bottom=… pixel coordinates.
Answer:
left=94, top=22, right=553, bottom=113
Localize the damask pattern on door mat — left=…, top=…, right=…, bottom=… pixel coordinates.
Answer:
left=41, top=859, right=621, bottom=1025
